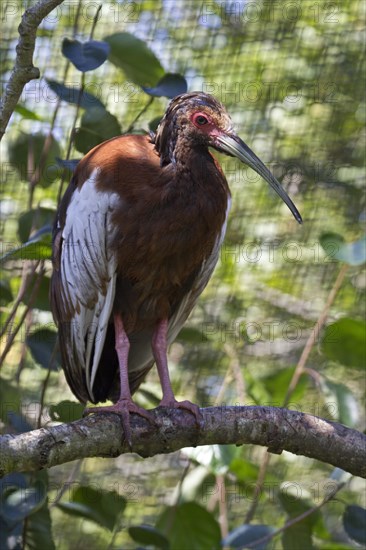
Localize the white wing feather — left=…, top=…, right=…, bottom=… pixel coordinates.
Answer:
left=60, top=169, right=119, bottom=401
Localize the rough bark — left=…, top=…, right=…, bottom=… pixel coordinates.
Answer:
left=1, top=406, right=365, bottom=478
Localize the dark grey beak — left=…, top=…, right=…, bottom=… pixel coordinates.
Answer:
left=215, top=134, right=302, bottom=224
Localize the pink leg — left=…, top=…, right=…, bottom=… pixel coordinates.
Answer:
left=84, top=314, right=152, bottom=447
left=152, top=319, right=202, bottom=424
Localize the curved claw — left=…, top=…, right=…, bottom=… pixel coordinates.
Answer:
left=83, top=400, right=154, bottom=448
left=158, top=398, right=203, bottom=428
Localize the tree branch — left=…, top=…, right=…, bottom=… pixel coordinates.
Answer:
left=1, top=406, right=365, bottom=478
left=0, top=0, right=65, bottom=140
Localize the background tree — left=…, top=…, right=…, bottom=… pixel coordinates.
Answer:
left=0, top=1, right=365, bottom=548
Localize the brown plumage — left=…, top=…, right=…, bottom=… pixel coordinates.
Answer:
left=51, top=92, right=301, bottom=444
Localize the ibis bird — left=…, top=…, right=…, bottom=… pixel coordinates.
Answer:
left=51, top=92, right=302, bottom=444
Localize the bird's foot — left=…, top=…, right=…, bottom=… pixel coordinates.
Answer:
left=83, top=399, right=154, bottom=449
left=158, top=398, right=203, bottom=427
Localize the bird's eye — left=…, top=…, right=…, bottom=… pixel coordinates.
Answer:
left=195, top=115, right=208, bottom=125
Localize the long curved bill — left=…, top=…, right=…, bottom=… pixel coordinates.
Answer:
left=215, top=134, right=302, bottom=224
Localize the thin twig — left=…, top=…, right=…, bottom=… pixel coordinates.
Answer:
left=283, top=263, right=349, bottom=407
left=0, top=261, right=40, bottom=341
left=246, top=480, right=345, bottom=548
left=56, top=2, right=102, bottom=204
left=0, top=262, right=45, bottom=367
left=125, top=97, right=154, bottom=134
left=242, top=263, right=349, bottom=524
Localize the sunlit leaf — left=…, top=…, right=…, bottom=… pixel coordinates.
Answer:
left=0, top=380, right=21, bottom=424
left=229, top=458, right=259, bottom=482
left=178, top=327, right=209, bottom=343
left=143, top=73, right=187, bottom=98
left=321, top=318, right=366, bottom=369
left=262, top=366, right=308, bottom=405
left=14, top=104, right=45, bottom=121
left=62, top=38, right=110, bottom=72
left=104, top=32, right=164, bottom=86
left=49, top=400, right=84, bottom=423
left=156, top=502, right=221, bottom=550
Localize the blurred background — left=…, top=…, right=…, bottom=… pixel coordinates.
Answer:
left=0, top=1, right=365, bottom=548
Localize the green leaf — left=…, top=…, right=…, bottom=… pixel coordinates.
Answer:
left=223, top=524, right=276, bottom=549
left=24, top=472, right=55, bottom=550
left=262, top=366, right=308, bottom=404
left=229, top=458, right=259, bottom=482
left=74, top=107, right=121, bottom=154
left=0, top=278, right=13, bottom=305
left=62, top=38, right=110, bottom=72
left=18, top=207, right=55, bottom=243
left=143, top=73, right=187, bottom=98
left=156, top=502, right=221, bottom=550
left=178, top=327, right=208, bottom=343
left=26, top=329, right=60, bottom=370
left=0, top=226, right=52, bottom=263
left=22, top=275, right=52, bottom=311
left=319, top=378, right=359, bottom=427
left=25, top=499, right=55, bottom=550
left=279, top=484, right=319, bottom=524
left=7, top=132, right=61, bottom=187
left=321, top=318, right=366, bottom=369
left=343, top=505, right=366, bottom=545
left=46, top=79, right=104, bottom=109
left=279, top=484, right=320, bottom=550
left=14, top=104, right=45, bottom=121
left=57, top=486, right=126, bottom=531
left=1, top=480, right=47, bottom=522
left=128, top=525, right=170, bottom=549
left=49, top=400, right=84, bottom=423
left=104, top=32, right=164, bottom=86
left=320, top=233, right=366, bottom=265
left=282, top=522, right=316, bottom=550
left=0, top=380, right=21, bottom=423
